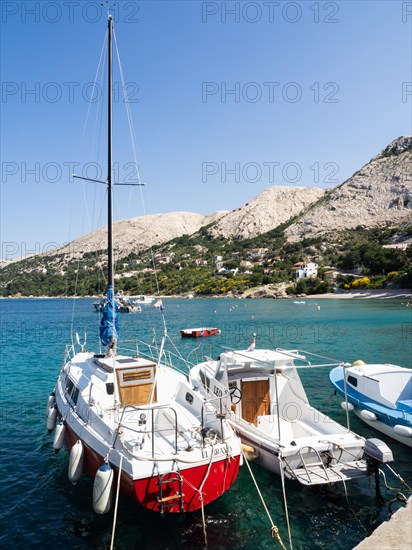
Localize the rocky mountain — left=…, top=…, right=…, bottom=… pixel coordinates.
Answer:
left=3, top=137, right=411, bottom=269
left=55, top=210, right=228, bottom=261
left=208, top=186, right=325, bottom=239
left=49, top=187, right=326, bottom=262
left=284, top=136, right=412, bottom=242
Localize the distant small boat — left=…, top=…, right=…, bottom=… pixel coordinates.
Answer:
left=330, top=361, right=412, bottom=447
left=127, top=295, right=155, bottom=305
left=93, top=295, right=142, bottom=313
left=180, top=327, right=221, bottom=338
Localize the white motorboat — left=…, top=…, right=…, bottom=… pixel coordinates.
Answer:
left=191, top=346, right=394, bottom=487
left=330, top=361, right=412, bottom=447
left=128, top=295, right=156, bottom=305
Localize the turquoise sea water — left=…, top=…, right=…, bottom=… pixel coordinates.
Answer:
left=0, top=297, right=411, bottom=549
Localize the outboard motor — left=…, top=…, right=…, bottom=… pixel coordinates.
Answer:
left=364, top=438, right=394, bottom=503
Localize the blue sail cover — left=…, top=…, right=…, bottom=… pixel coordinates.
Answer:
left=99, top=285, right=119, bottom=346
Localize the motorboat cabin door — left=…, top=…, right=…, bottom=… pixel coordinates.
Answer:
left=241, top=380, right=270, bottom=425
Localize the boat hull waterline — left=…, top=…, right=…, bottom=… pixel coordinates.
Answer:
left=63, top=422, right=240, bottom=513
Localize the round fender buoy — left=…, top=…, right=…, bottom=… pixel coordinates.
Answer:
left=46, top=406, right=57, bottom=432
left=93, top=462, right=114, bottom=514
left=46, top=392, right=55, bottom=415
left=360, top=409, right=378, bottom=421
left=340, top=401, right=354, bottom=411
left=68, top=440, right=84, bottom=483
left=53, top=421, right=66, bottom=452
left=394, top=425, right=412, bottom=438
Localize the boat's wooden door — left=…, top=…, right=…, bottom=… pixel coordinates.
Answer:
left=241, top=380, right=270, bottom=425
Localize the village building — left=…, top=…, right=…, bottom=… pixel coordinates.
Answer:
left=292, top=261, right=318, bottom=281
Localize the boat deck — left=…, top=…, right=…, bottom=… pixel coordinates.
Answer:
left=289, top=460, right=367, bottom=486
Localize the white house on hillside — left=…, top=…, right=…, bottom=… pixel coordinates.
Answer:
left=292, top=261, right=318, bottom=281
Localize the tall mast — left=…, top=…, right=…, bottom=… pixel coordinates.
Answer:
left=107, top=14, right=114, bottom=290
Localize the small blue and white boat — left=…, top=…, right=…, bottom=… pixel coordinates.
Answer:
left=330, top=361, right=412, bottom=447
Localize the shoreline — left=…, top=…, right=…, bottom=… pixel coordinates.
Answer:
left=1, top=289, right=411, bottom=300
left=304, top=289, right=412, bottom=300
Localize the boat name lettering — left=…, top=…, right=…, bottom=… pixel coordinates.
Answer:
left=202, top=445, right=229, bottom=459
left=213, top=385, right=223, bottom=397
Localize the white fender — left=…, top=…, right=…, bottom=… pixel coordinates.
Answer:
left=68, top=440, right=84, bottom=483
left=53, top=421, right=66, bottom=452
left=93, top=462, right=114, bottom=514
left=46, top=393, right=55, bottom=415
left=46, top=406, right=57, bottom=432
left=341, top=401, right=354, bottom=411
left=394, top=425, right=412, bottom=438
left=360, top=409, right=378, bottom=421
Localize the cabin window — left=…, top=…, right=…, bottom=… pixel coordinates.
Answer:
left=186, top=392, right=194, bottom=405
left=72, top=386, right=79, bottom=404
left=65, top=377, right=74, bottom=395
left=199, top=370, right=210, bottom=391
left=348, top=375, right=358, bottom=387
left=65, top=376, right=79, bottom=404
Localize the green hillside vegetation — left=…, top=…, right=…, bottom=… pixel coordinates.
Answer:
left=1, top=223, right=411, bottom=298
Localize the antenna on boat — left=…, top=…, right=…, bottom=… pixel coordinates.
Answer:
left=101, top=1, right=116, bottom=15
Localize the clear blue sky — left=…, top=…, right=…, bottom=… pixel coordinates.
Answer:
left=1, top=0, right=411, bottom=259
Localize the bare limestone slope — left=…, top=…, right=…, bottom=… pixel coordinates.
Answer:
left=208, top=186, right=325, bottom=239
left=9, top=136, right=410, bottom=266
left=57, top=211, right=227, bottom=260
left=285, top=136, right=412, bottom=242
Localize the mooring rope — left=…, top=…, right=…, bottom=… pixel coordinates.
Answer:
left=278, top=454, right=293, bottom=550
left=386, top=464, right=412, bottom=493
left=241, top=447, right=288, bottom=550
left=183, top=446, right=216, bottom=548
left=110, top=453, right=124, bottom=550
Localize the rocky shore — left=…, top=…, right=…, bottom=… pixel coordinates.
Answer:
left=235, top=285, right=412, bottom=300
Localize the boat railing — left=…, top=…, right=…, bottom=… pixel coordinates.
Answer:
left=120, top=338, right=194, bottom=377
left=276, top=348, right=346, bottom=369
left=220, top=346, right=345, bottom=370
left=118, top=393, right=230, bottom=458
left=119, top=403, right=179, bottom=458
left=201, top=393, right=231, bottom=442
